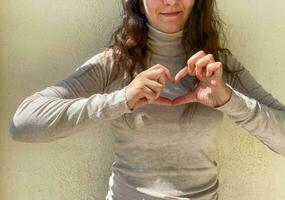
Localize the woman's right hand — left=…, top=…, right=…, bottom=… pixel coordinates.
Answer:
left=125, top=64, right=175, bottom=110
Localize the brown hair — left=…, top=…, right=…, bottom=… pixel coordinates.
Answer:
left=107, top=0, right=245, bottom=126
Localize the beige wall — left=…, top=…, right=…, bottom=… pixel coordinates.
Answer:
left=1, top=0, right=285, bottom=200
left=216, top=1, right=285, bottom=199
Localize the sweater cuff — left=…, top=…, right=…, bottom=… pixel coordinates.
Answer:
left=122, top=86, right=134, bottom=113
left=108, top=86, right=134, bottom=114
left=214, top=83, right=256, bottom=118
left=87, top=87, right=133, bottom=120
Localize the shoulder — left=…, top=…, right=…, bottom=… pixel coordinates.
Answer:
left=217, top=49, right=248, bottom=86
left=76, top=48, right=115, bottom=72
left=58, top=49, right=117, bottom=88
left=72, top=48, right=128, bottom=92
left=218, top=49, right=245, bottom=72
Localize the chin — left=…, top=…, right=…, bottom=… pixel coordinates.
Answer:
left=163, top=27, right=182, bottom=34
left=159, top=24, right=183, bottom=34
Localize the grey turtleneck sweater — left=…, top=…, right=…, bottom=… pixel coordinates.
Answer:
left=9, top=24, right=285, bottom=200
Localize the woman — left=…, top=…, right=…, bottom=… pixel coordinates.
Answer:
left=9, top=0, right=285, bottom=199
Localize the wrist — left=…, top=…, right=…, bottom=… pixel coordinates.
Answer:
left=214, top=83, right=232, bottom=107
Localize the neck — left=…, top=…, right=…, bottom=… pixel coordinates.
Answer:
left=146, top=24, right=185, bottom=57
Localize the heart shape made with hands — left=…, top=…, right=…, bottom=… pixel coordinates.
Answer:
left=159, top=72, right=195, bottom=100
left=152, top=67, right=198, bottom=107
left=149, top=62, right=229, bottom=108
left=131, top=50, right=231, bottom=110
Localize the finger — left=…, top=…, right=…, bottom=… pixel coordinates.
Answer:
left=143, top=86, right=159, bottom=103
left=162, top=67, right=175, bottom=83
left=156, top=74, right=166, bottom=99
left=134, top=96, right=173, bottom=109
left=144, top=78, right=164, bottom=93
left=151, top=96, right=173, bottom=106
left=157, top=73, right=166, bottom=87
left=206, top=62, right=223, bottom=78
left=187, top=50, right=206, bottom=75
left=144, top=68, right=164, bottom=80
left=144, top=79, right=163, bottom=99
left=195, top=54, right=215, bottom=79
left=174, top=66, right=188, bottom=83
left=145, top=68, right=171, bottom=83
left=147, top=64, right=175, bottom=83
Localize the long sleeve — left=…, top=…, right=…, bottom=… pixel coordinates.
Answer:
left=9, top=51, right=133, bottom=143
left=215, top=52, right=285, bottom=155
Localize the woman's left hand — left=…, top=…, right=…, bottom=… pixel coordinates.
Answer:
left=172, top=50, right=232, bottom=108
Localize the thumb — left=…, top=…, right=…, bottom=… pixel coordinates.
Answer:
left=133, top=96, right=173, bottom=109
left=172, top=91, right=198, bottom=106
left=151, top=96, right=173, bottom=106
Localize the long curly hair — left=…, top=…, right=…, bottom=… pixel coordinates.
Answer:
left=107, top=0, right=245, bottom=126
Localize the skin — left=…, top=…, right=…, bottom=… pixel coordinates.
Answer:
left=142, top=0, right=195, bottom=33
left=173, top=51, right=232, bottom=108
left=125, top=0, right=232, bottom=110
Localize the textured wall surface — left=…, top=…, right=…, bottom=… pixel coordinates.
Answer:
left=0, top=1, right=122, bottom=200
left=1, top=0, right=285, bottom=200
left=215, top=1, right=285, bottom=199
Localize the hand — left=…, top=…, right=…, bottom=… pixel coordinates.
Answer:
left=125, top=64, right=175, bottom=110
left=172, top=50, right=232, bottom=108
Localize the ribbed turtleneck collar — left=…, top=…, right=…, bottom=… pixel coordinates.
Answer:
left=146, top=23, right=185, bottom=57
